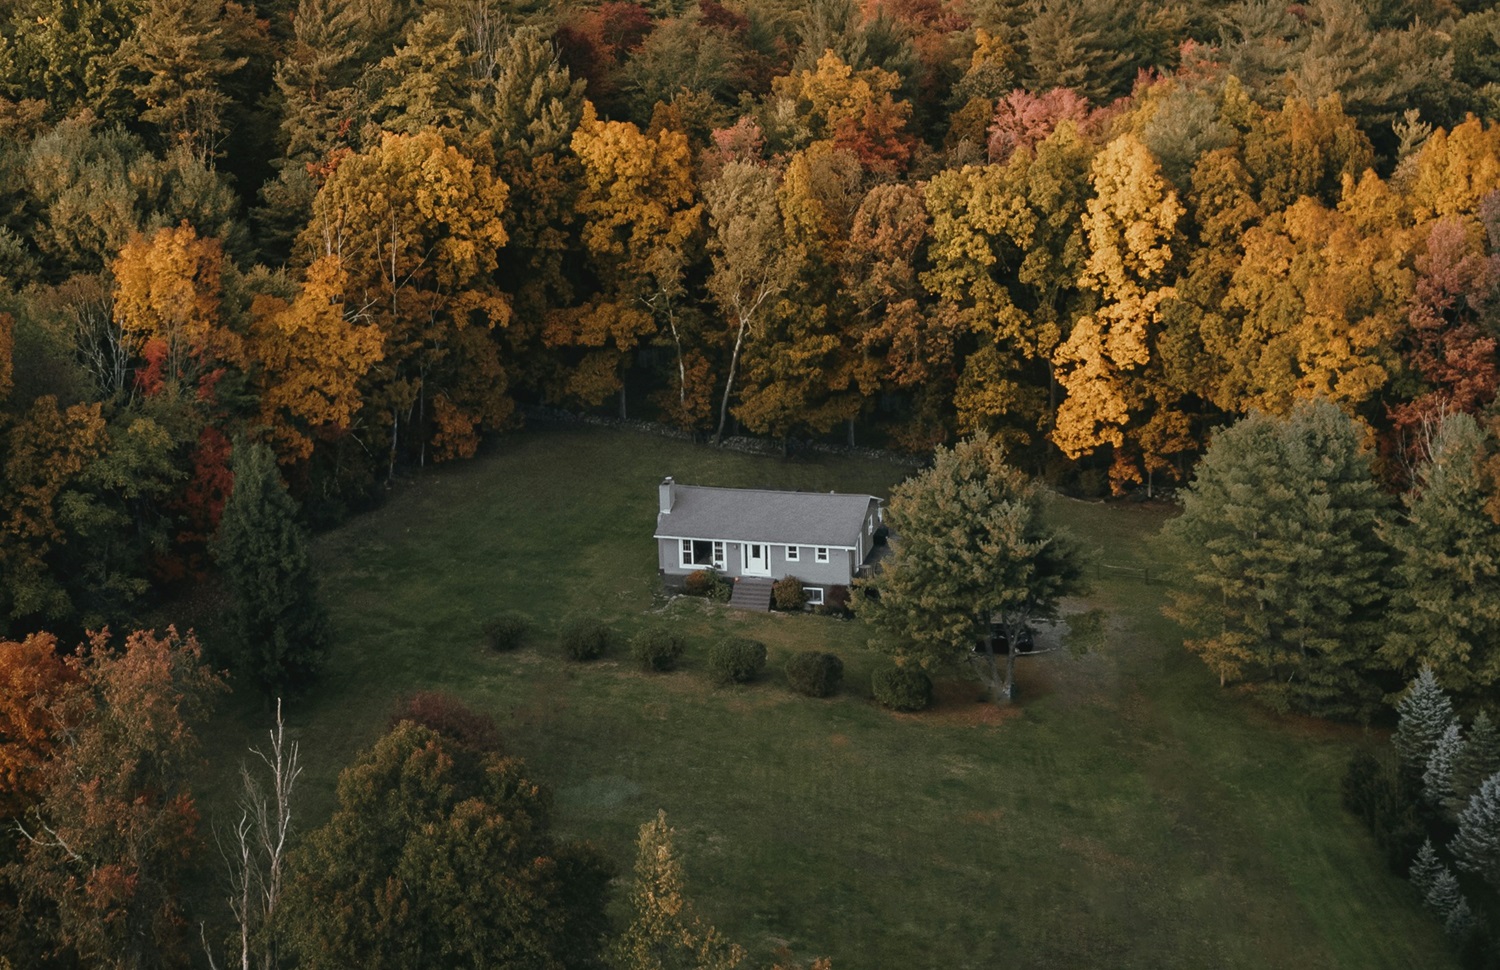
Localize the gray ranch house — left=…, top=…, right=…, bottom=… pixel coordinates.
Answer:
left=654, top=477, right=883, bottom=605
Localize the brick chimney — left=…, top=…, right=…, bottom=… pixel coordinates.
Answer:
left=659, top=476, right=675, bottom=515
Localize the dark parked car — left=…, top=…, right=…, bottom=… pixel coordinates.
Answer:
left=974, top=623, right=1035, bottom=655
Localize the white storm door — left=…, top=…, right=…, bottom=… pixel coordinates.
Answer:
left=742, top=541, right=771, bottom=576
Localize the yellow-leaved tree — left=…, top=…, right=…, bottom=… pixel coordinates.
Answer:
left=300, top=130, right=511, bottom=469
left=1052, top=133, right=1183, bottom=490
left=554, top=103, right=703, bottom=421
left=249, top=255, right=386, bottom=462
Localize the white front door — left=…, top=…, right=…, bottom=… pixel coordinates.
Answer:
left=742, top=541, right=770, bottom=577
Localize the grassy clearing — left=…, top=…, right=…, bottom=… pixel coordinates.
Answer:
left=191, top=426, right=1452, bottom=969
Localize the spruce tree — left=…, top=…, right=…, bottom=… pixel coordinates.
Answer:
left=1381, top=412, right=1500, bottom=698
left=1425, top=865, right=1464, bottom=918
left=1409, top=838, right=1443, bottom=899
left=1452, top=771, right=1500, bottom=891
left=1452, top=710, right=1500, bottom=809
left=213, top=438, right=330, bottom=695
left=1161, top=400, right=1390, bottom=716
left=1445, top=895, right=1477, bottom=941
left=1393, top=667, right=1457, bottom=774
left=1424, top=722, right=1465, bottom=811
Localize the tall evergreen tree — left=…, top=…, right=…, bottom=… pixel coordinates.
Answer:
left=855, top=432, right=1085, bottom=703
left=1160, top=400, right=1390, bottom=716
left=213, top=438, right=329, bottom=695
left=1381, top=412, right=1500, bottom=698
left=1452, top=710, right=1500, bottom=810
left=1452, top=771, right=1500, bottom=891
left=1424, top=721, right=1464, bottom=810
left=1425, top=864, right=1465, bottom=918
left=1393, top=666, right=1458, bottom=773
left=1409, top=837, right=1444, bottom=899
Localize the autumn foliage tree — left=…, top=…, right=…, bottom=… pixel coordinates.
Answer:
left=0, top=633, right=76, bottom=819
left=300, top=130, right=512, bottom=470
left=611, top=810, right=747, bottom=970
left=1052, top=132, right=1185, bottom=491
left=9, top=627, right=223, bottom=970
left=250, top=255, right=385, bottom=462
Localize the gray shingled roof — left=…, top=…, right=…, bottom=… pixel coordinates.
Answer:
left=654, top=484, right=878, bottom=549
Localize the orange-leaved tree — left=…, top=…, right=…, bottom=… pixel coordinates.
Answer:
left=250, top=254, right=385, bottom=462
left=15, top=627, right=223, bottom=969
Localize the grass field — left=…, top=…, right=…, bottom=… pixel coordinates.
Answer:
left=193, top=424, right=1454, bottom=969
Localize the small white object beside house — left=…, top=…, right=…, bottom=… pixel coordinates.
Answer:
left=654, top=477, right=883, bottom=606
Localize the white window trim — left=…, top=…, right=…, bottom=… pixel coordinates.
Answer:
left=786, top=545, right=799, bottom=562
left=815, top=547, right=830, bottom=563
left=678, top=539, right=727, bottom=570
left=805, top=586, right=825, bottom=606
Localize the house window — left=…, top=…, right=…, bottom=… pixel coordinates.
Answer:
left=805, top=586, right=825, bottom=606
left=786, top=545, right=799, bottom=562
left=679, top=539, right=726, bottom=569
left=815, top=547, right=830, bottom=563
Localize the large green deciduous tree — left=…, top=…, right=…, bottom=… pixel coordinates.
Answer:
left=1160, top=399, right=1390, bottom=717
left=286, top=720, right=613, bottom=970
left=213, top=437, right=329, bottom=696
left=855, top=432, right=1084, bottom=703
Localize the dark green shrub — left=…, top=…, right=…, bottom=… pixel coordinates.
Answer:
left=872, top=664, right=932, bottom=711
left=630, top=626, right=687, bottom=672
left=708, top=637, right=767, bottom=686
left=560, top=616, right=612, bottom=661
left=785, top=651, right=843, bottom=698
left=772, top=576, right=806, bottom=610
left=683, top=568, right=731, bottom=601
left=482, top=611, right=529, bottom=651
left=815, top=584, right=852, bottom=617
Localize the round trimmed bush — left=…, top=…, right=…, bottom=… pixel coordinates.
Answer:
left=559, top=616, right=612, bottom=661
left=772, top=576, right=807, bottom=611
left=708, top=637, right=767, bottom=686
left=785, top=651, right=843, bottom=698
left=482, top=611, right=529, bottom=652
left=872, top=664, right=932, bottom=711
left=630, top=626, right=687, bottom=672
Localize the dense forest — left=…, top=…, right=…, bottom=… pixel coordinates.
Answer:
left=3, top=0, right=1500, bottom=965
left=0, top=0, right=1498, bottom=639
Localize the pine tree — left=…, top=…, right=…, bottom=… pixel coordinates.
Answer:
left=1381, top=412, right=1500, bottom=697
left=1425, top=865, right=1464, bottom=918
left=1452, top=710, right=1500, bottom=809
left=1424, top=722, right=1465, bottom=810
left=1445, top=895, right=1478, bottom=941
left=855, top=432, right=1085, bottom=703
left=1393, top=666, right=1457, bottom=773
left=1452, top=771, right=1500, bottom=891
left=213, top=438, right=330, bottom=695
left=1160, top=400, right=1390, bottom=716
left=1409, top=838, right=1444, bottom=899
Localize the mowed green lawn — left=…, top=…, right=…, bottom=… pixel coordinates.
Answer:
left=195, top=425, right=1453, bottom=969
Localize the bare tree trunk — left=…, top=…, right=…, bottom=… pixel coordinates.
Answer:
left=206, top=699, right=301, bottom=970
left=715, top=316, right=750, bottom=445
